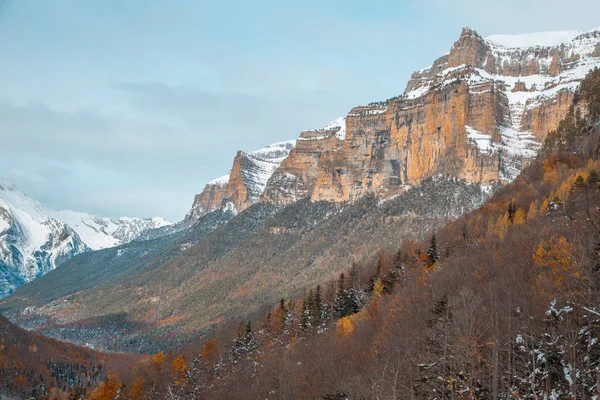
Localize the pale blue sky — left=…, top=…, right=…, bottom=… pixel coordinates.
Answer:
left=1, top=0, right=599, bottom=221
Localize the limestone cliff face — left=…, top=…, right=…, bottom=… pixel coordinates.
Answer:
left=185, top=141, right=294, bottom=224
left=311, top=82, right=502, bottom=202
left=187, top=27, right=600, bottom=216
left=184, top=179, right=228, bottom=225
left=261, top=120, right=344, bottom=205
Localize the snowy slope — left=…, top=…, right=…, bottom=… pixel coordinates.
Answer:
left=298, top=118, right=347, bottom=141
left=0, top=181, right=170, bottom=297
left=184, top=140, right=295, bottom=223
left=54, top=211, right=169, bottom=251
left=239, top=140, right=296, bottom=203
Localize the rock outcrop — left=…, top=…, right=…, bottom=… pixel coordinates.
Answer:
left=261, top=118, right=345, bottom=205
left=185, top=141, right=295, bottom=224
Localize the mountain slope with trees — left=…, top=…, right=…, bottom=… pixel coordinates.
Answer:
left=78, top=67, right=600, bottom=400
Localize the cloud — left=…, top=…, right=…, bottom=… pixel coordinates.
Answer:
left=0, top=79, right=350, bottom=220
left=424, top=0, right=600, bottom=35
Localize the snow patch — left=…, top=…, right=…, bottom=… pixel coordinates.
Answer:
left=465, top=126, right=493, bottom=153
left=208, top=174, right=230, bottom=186
left=324, top=117, right=347, bottom=140
left=485, top=30, right=583, bottom=48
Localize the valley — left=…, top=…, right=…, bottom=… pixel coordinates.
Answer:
left=1, top=22, right=600, bottom=399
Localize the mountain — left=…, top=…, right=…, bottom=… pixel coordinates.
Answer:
left=4, top=27, right=599, bottom=353
left=2, top=178, right=490, bottom=352
left=184, top=140, right=295, bottom=224
left=184, top=28, right=600, bottom=220
left=0, top=181, right=170, bottom=297
left=261, top=118, right=345, bottom=205
left=273, top=27, right=600, bottom=204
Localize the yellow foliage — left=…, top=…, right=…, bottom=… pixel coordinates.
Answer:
left=336, top=317, right=354, bottom=337
left=153, top=351, right=164, bottom=365
left=172, top=354, right=188, bottom=386
left=372, top=277, right=384, bottom=298
left=89, top=373, right=120, bottom=400
left=556, top=180, right=571, bottom=203
left=540, top=199, right=549, bottom=214
left=534, top=236, right=581, bottom=287
left=129, top=376, right=144, bottom=400
left=513, top=209, right=526, bottom=225
left=527, top=201, right=538, bottom=220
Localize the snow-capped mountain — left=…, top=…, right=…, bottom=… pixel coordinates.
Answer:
left=54, top=211, right=170, bottom=250
left=403, top=27, right=600, bottom=180
left=0, top=181, right=170, bottom=297
left=187, top=27, right=600, bottom=210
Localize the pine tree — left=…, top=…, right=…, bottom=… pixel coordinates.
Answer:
left=427, top=233, right=439, bottom=266
left=349, top=262, right=359, bottom=290
left=300, top=298, right=309, bottom=332
left=333, top=271, right=361, bottom=318
left=313, top=286, right=322, bottom=329
left=279, top=298, right=287, bottom=329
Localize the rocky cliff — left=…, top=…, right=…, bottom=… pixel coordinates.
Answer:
left=188, top=27, right=600, bottom=214
left=184, top=141, right=295, bottom=224
left=261, top=118, right=345, bottom=205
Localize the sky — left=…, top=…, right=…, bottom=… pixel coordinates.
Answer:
left=1, top=0, right=599, bottom=221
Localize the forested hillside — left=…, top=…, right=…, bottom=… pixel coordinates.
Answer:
left=75, top=68, right=600, bottom=399
left=0, top=314, right=142, bottom=399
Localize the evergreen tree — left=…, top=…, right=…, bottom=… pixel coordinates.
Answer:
left=333, top=271, right=361, bottom=318
left=312, top=286, right=322, bottom=329
left=427, top=233, right=439, bottom=266
left=349, top=262, right=359, bottom=290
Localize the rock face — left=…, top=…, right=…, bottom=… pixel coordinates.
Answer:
left=261, top=118, right=345, bottom=205
left=188, top=27, right=600, bottom=210
left=185, top=141, right=295, bottom=224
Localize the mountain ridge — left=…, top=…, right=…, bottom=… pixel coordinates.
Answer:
left=184, top=26, right=600, bottom=219
left=0, top=180, right=170, bottom=297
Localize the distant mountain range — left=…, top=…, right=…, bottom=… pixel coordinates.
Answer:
left=0, top=180, right=170, bottom=297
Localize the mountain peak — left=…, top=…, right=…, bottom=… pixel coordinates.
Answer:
left=460, top=26, right=481, bottom=38
left=0, top=180, right=20, bottom=192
